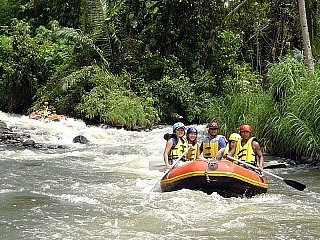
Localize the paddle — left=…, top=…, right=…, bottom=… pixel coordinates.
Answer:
left=149, top=160, right=167, bottom=171
left=149, top=145, right=191, bottom=193
left=226, top=155, right=306, bottom=191
left=264, top=163, right=287, bottom=169
left=149, top=160, right=287, bottom=171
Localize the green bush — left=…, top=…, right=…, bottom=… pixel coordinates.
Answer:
left=77, top=69, right=158, bottom=128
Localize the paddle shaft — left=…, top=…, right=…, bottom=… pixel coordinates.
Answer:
left=226, top=155, right=306, bottom=191
left=149, top=145, right=191, bottom=192
left=149, top=161, right=286, bottom=171
left=226, top=155, right=267, bottom=172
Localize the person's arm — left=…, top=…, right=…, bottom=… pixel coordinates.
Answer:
left=218, top=137, right=227, bottom=149
left=185, top=143, right=192, bottom=161
left=252, top=140, right=264, bottom=169
left=163, top=139, right=174, bottom=168
left=215, top=148, right=225, bottom=161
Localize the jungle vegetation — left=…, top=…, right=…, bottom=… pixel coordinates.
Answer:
left=0, top=0, right=320, bottom=162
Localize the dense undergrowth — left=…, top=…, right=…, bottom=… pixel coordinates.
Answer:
left=1, top=1, right=320, bottom=163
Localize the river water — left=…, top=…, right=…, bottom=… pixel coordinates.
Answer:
left=0, top=111, right=319, bottom=240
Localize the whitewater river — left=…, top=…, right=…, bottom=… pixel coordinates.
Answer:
left=1, top=111, right=319, bottom=240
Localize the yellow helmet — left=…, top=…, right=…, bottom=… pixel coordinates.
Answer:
left=229, top=133, right=241, bottom=141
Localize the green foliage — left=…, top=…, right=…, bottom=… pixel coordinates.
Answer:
left=267, top=56, right=308, bottom=114
left=1, top=0, right=320, bottom=163
left=211, top=30, right=242, bottom=71
left=200, top=92, right=275, bottom=146
left=55, top=26, right=109, bottom=67
left=305, top=0, right=320, bottom=57
left=0, top=20, right=51, bottom=112
left=0, top=19, right=76, bottom=113
left=78, top=69, right=158, bottom=127
left=42, top=64, right=158, bottom=128
left=223, top=62, right=263, bottom=94
left=39, top=66, right=99, bottom=115
left=82, top=0, right=124, bottom=71
left=272, top=73, right=320, bottom=159
left=19, top=0, right=82, bottom=28
left=264, top=57, right=320, bottom=160
left=0, top=0, right=21, bottom=25
left=135, top=54, right=200, bottom=123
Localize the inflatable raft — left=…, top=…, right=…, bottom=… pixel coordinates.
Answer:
left=160, top=160, right=268, bottom=198
left=29, top=112, right=67, bottom=122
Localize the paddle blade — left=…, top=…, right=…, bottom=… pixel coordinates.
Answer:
left=284, top=179, right=306, bottom=191
left=149, top=160, right=166, bottom=171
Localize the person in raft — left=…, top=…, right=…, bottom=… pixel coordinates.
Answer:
left=237, top=124, right=264, bottom=171
left=38, top=101, right=51, bottom=117
left=199, top=121, right=227, bottom=159
left=185, top=127, right=206, bottom=161
left=163, top=122, right=188, bottom=169
left=215, top=133, right=242, bottom=161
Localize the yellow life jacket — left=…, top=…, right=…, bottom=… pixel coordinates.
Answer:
left=185, top=142, right=199, bottom=161
left=168, top=136, right=188, bottom=164
left=39, top=108, right=48, bottom=117
left=222, top=140, right=242, bottom=163
left=238, top=137, right=257, bottom=165
left=202, top=135, right=224, bottom=159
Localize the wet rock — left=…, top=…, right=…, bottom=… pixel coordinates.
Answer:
left=131, top=125, right=142, bottom=131
left=0, top=120, right=68, bottom=149
left=73, top=135, right=89, bottom=144
left=23, top=139, right=36, bottom=147
left=31, top=143, right=65, bottom=149
left=0, top=120, right=8, bottom=131
left=0, top=120, right=13, bottom=133
left=0, top=120, right=42, bottom=148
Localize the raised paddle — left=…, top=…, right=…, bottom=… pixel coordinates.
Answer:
left=149, top=145, right=191, bottom=193
left=226, top=155, right=306, bottom=191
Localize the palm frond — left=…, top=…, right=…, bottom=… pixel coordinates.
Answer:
left=55, top=27, right=109, bottom=66
left=86, top=0, right=124, bottom=60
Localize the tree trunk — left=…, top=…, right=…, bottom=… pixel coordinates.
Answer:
left=298, top=0, right=314, bottom=73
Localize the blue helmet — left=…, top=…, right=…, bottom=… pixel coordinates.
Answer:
left=187, top=127, right=197, bottom=134
left=172, top=122, right=185, bottom=131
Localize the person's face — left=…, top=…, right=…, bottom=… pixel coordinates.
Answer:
left=187, top=132, right=197, bottom=141
left=240, top=131, right=250, bottom=140
left=175, top=127, right=185, bottom=137
left=229, top=140, right=237, bottom=148
left=209, top=128, right=218, bottom=136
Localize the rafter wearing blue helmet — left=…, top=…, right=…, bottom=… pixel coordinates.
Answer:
left=172, top=122, right=186, bottom=132
left=185, top=127, right=202, bottom=161
left=163, top=122, right=188, bottom=168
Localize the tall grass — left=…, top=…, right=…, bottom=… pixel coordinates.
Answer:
left=267, top=56, right=308, bottom=114
left=200, top=92, right=275, bottom=150
left=200, top=56, right=320, bottom=162
left=265, top=56, right=320, bottom=161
